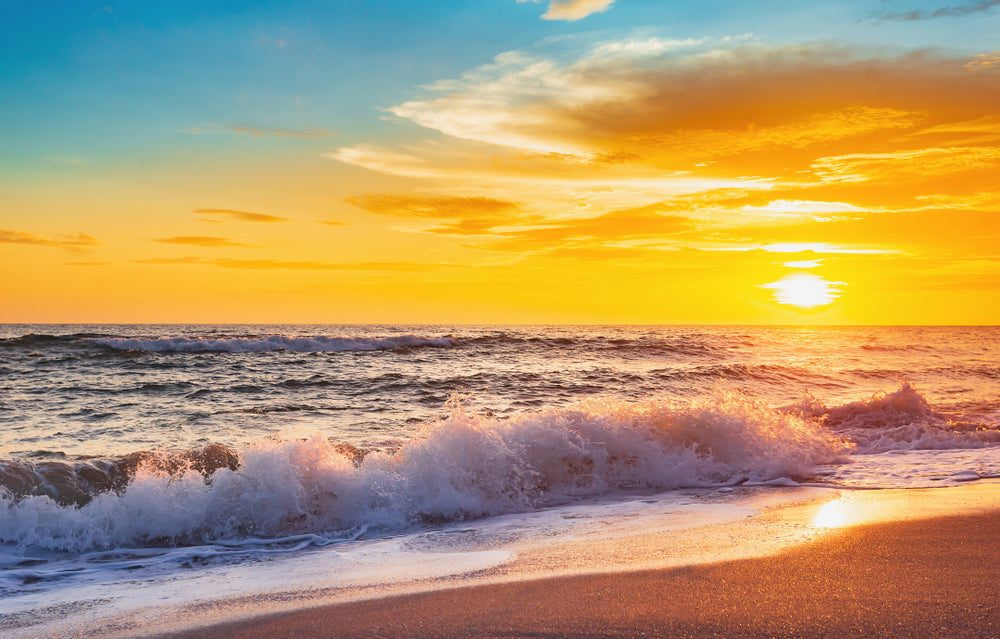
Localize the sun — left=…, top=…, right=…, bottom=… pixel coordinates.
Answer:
left=761, top=273, right=844, bottom=308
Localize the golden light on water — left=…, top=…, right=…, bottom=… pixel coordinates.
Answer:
left=761, top=273, right=845, bottom=308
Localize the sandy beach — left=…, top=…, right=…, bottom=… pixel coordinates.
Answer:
left=162, top=508, right=1000, bottom=639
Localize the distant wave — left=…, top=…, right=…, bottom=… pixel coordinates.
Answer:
left=86, top=334, right=457, bottom=353
left=0, top=393, right=847, bottom=552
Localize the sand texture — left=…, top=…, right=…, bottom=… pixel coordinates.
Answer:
left=163, top=510, right=1000, bottom=638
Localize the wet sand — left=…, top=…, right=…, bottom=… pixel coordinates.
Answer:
left=165, top=510, right=1000, bottom=638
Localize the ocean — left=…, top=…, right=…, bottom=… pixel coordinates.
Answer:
left=3, top=325, right=1000, bottom=636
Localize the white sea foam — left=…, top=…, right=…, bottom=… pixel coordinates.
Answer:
left=86, top=334, right=457, bottom=353
left=0, top=393, right=848, bottom=553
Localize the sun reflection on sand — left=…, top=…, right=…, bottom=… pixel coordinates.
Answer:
left=811, top=497, right=853, bottom=529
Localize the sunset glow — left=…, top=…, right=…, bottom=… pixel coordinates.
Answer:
left=2, top=2, right=999, bottom=324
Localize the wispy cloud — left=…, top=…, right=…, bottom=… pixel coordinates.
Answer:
left=194, top=209, right=290, bottom=223
left=705, top=242, right=896, bottom=255
left=345, top=194, right=522, bottom=219
left=811, top=147, right=1000, bottom=183
left=133, top=257, right=443, bottom=271
left=0, top=229, right=99, bottom=252
left=430, top=202, right=698, bottom=252
left=966, top=50, right=1000, bottom=70
left=507, top=204, right=692, bottom=241
left=180, top=123, right=333, bottom=139
left=870, top=0, right=1000, bottom=21
left=153, top=236, right=254, bottom=248
left=518, top=0, right=615, bottom=21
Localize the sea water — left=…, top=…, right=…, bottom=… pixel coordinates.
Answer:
left=2, top=325, right=1000, bottom=636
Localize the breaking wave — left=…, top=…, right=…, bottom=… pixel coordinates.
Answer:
left=790, top=382, right=1000, bottom=453
left=0, top=393, right=847, bottom=552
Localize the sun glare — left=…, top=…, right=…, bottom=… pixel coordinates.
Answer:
left=812, top=498, right=851, bottom=529
left=761, top=273, right=844, bottom=308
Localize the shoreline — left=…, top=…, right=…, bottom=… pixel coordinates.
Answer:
left=162, top=507, right=1000, bottom=638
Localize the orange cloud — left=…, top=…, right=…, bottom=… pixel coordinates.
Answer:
left=364, top=39, right=1000, bottom=182
left=0, top=229, right=99, bottom=251
left=133, top=257, right=443, bottom=271
left=346, top=194, right=522, bottom=219
left=153, top=236, right=255, bottom=248
left=483, top=204, right=696, bottom=252
left=966, top=50, right=1000, bottom=70
left=195, top=209, right=290, bottom=223
left=811, top=147, right=1000, bottom=183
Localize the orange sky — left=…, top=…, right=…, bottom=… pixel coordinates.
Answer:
left=3, top=4, right=1000, bottom=324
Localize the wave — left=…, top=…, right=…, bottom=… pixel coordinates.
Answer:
left=0, top=393, right=847, bottom=552
left=786, top=382, right=1000, bottom=453
left=0, top=445, right=240, bottom=507
left=0, top=333, right=103, bottom=348
left=86, top=334, right=457, bottom=353
left=464, top=333, right=724, bottom=358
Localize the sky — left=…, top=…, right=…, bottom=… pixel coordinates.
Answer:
left=2, top=0, right=999, bottom=324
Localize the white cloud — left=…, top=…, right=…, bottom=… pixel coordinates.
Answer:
left=385, top=36, right=734, bottom=155
left=518, top=0, right=615, bottom=21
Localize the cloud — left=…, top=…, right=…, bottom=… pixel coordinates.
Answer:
left=329, top=141, right=764, bottom=197
left=481, top=204, right=696, bottom=252
left=0, top=229, right=99, bottom=251
left=330, top=33, right=1000, bottom=278
left=870, top=0, right=1000, bottom=21
left=703, top=242, right=896, bottom=255
left=909, top=114, right=1000, bottom=145
left=153, top=236, right=255, bottom=248
left=966, top=51, right=1000, bottom=70
left=362, top=37, right=1000, bottom=184
left=180, top=123, right=333, bottom=139
left=63, top=261, right=112, bottom=267
left=518, top=0, right=615, bottom=21
left=195, top=209, right=290, bottom=223
left=345, top=193, right=540, bottom=236
left=345, top=194, right=522, bottom=219
left=741, top=200, right=864, bottom=216
left=132, top=257, right=442, bottom=271
left=545, top=245, right=671, bottom=260
left=811, top=146, right=1000, bottom=183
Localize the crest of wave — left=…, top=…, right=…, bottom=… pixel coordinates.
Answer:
left=791, top=382, right=1000, bottom=453
left=1, top=393, right=849, bottom=552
